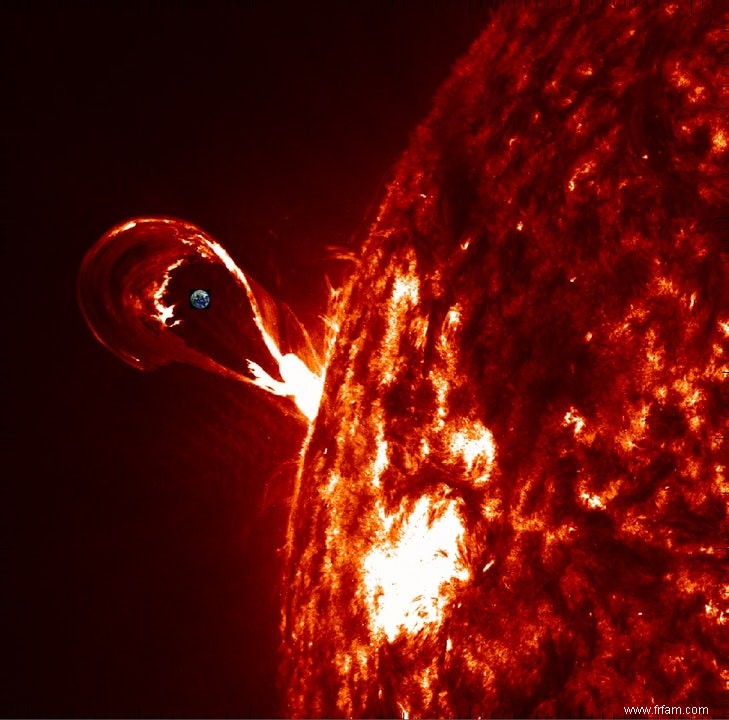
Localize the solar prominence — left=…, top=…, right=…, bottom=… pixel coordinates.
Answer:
left=78, top=3, right=728, bottom=718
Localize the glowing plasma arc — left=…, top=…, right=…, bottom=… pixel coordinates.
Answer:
left=77, top=217, right=323, bottom=421
left=77, top=3, right=728, bottom=715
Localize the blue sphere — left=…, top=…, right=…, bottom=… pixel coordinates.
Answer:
left=190, top=289, right=211, bottom=310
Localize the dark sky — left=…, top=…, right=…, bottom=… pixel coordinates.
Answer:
left=2, top=2, right=493, bottom=716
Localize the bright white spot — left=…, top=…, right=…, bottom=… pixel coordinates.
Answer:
left=279, top=354, right=323, bottom=421
left=363, top=497, right=469, bottom=642
left=569, top=276, right=576, bottom=283
left=482, top=559, right=495, bottom=573
left=580, top=492, right=604, bottom=510
left=202, top=239, right=324, bottom=421
left=372, top=435, right=389, bottom=488
left=246, top=353, right=322, bottom=422
left=325, top=471, right=340, bottom=495
left=446, top=637, right=453, bottom=652
left=392, top=276, right=419, bottom=305
left=516, top=221, right=524, bottom=231
left=564, top=408, right=585, bottom=435
left=704, top=602, right=725, bottom=624
left=449, top=422, right=496, bottom=482
left=438, top=305, right=463, bottom=352
left=446, top=307, right=461, bottom=329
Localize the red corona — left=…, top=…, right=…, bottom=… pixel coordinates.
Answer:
left=79, top=3, right=728, bottom=718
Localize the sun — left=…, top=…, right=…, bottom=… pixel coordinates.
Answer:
left=79, top=3, right=727, bottom=718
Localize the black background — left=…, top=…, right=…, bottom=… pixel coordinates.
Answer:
left=2, top=2, right=492, bottom=716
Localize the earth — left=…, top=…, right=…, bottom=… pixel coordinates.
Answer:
left=189, top=288, right=210, bottom=310
left=77, top=3, right=728, bottom=718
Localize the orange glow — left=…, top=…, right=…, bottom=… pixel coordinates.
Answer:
left=71, top=0, right=728, bottom=714
left=689, top=85, right=706, bottom=103
left=276, top=7, right=727, bottom=713
left=72, top=4, right=728, bottom=717
left=78, top=217, right=324, bottom=421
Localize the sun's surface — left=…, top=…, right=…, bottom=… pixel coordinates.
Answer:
left=280, top=4, right=727, bottom=717
left=79, top=3, right=727, bottom=718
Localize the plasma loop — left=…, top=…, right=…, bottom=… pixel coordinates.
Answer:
left=77, top=217, right=323, bottom=422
